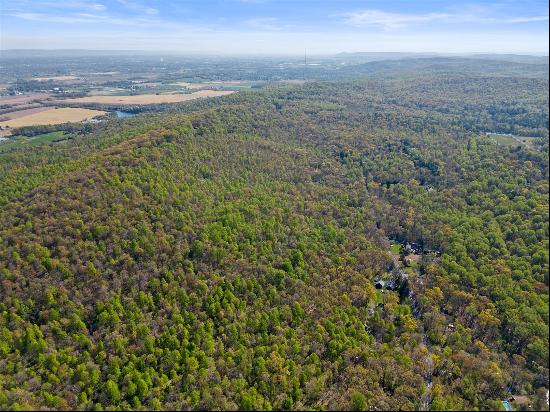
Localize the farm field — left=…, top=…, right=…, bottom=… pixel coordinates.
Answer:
left=33, top=75, right=79, bottom=81
left=0, top=106, right=52, bottom=121
left=172, top=80, right=249, bottom=89
left=0, top=107, right=106, bottom=128
left=60, top=89, right=235, bottom=105
left=0, top=93, right=52, bottom=106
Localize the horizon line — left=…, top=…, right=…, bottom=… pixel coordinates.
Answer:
left=1, top=49, right=549, bottom=57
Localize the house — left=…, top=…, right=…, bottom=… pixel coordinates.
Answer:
left=444, top=323, right=455, bottom=334
left=374, top=279, right=398, bottom=291
left=423, top=248, right=442, bottom=256
left=404, top=242, right=423, bottom=255
left=410, top=243, right=423, bottom=254
left=375, top=280, right=386, bottom=289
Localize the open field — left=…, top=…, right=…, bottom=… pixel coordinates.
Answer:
left=487, top=133, right=540, bottom=148
left=0, top=107, right=106, bottom=128
left=0, top=93, right=52, bottom=106
left=0, top=107, right=53, bottom=121
left=33, top=75, right=79, bottom=81
left=172, top=82, right=206, bottom=89
left=0, top=131, right=70, bottom=152
left=172, top=81, right=248, bottom=89
left=0, top=103, right=45, bottom=114
left=60, top=90, right=235, bottom=105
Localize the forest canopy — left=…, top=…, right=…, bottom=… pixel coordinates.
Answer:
left=0, top=64, right=548, bottom=411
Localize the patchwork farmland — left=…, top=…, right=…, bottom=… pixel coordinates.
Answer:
left=60, top=90, right=235, bottom=105
left=0, top=107, right=106, bottom=128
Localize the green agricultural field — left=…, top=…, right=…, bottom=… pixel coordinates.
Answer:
left=0, top=131, right=69, bottom=152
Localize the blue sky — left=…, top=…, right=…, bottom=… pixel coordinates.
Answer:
left=1, top=0, right=548, bottom=54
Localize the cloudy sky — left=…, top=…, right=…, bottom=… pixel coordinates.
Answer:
left=1, top=0, right=548, bottom=54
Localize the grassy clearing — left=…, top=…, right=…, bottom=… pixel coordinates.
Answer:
left=488, top=133, right=521, bottom=146
left=487, top=133, right=540, bottom=148
left=390, top=243, right=401, bottom=254
left=0, top=131, right=69, bottom=152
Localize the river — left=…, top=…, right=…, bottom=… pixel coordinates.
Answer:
left=115, top=111, right=137, bottom=119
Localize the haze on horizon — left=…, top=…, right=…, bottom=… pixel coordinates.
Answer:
left=0, top=0, right=548, bottom=55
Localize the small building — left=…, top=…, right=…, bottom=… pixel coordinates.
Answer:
left=375, top=280, right=386, bottom=289
left=410, top=243, right=423, bottom=254
left=423, top=248, right=442, bottom=256
left=375, top=279, right=398, bottom=291
left=444, top=323, right=455, bottom=334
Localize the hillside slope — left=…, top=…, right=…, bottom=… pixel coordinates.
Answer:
left=0, top=74, right=548, bottom=410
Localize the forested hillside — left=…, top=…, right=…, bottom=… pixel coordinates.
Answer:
left=0, top=70, right=548, bottom=410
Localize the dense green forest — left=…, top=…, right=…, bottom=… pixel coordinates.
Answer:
left=0, top=68, right=548, bottom=410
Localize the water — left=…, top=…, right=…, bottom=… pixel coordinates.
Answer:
left=502, top=400, right=513, bottom=411
left=115, top=111, right=136, bottom=119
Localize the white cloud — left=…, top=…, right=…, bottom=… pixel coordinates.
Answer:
left=341, top=10, right=450, bottom=30
left=2, top=1, right=107, bottom=12
left=340, top=9, right=549, bottom=30
left=243, top=17, right=282, bottom=31
left=115, top=0, right=158, bottom=15
left=2, top=1, right=547, bottom=54
left=8, top=11, right=160, bottom=26
left=4, top=0, right=164, bottom=26
left=491, top=16, right=548, bottom=23
left=3, top=28, right=547, bottom=55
